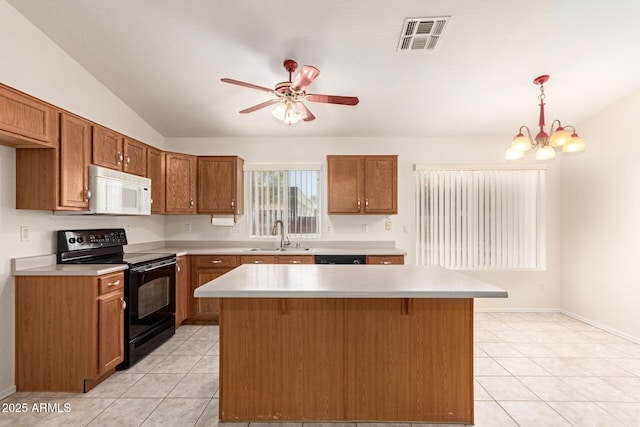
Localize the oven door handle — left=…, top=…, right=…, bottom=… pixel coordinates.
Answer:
left=132, top=259, right=177, bottom=273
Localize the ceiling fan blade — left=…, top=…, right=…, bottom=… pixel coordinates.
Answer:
left=300, top=102, right=316, bottom=122
left=239, top=99, right=280, bottom=114
left=306, top=94, right=359, bottom=106
left=291, top=65, right=321, bottom=92
left=221, top=78, right=276, bottom=94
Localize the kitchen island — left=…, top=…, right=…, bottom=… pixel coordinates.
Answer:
left=194, top=264, right=508, bottom=424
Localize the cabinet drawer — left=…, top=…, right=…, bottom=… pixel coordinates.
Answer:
left=239, top=255, right=276, bottom=265
left=193, top=255, right=238, bottom=268
left=366, top=255, right=404, bottom=265
left=98, top=272, right=125, bottom=294
left=277, top=255, right=314, bottom=265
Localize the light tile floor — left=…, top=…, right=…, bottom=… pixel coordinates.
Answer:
left=1, top=312, right=640, bottom=426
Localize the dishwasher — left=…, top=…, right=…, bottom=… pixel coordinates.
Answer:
left=314, top=254, right=367, bottom=265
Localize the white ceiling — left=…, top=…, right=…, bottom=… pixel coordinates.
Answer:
left=8, top=0, right=640, bottom=139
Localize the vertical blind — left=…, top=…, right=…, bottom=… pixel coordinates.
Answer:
left=247, top=167, right=320, bottom=239
left=415, top=167, right=545, bottom=270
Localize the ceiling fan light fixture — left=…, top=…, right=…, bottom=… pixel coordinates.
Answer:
left=272, top=100, right=304, bottom=126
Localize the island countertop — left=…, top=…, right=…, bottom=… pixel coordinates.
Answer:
left=193, top=264, right=508, bottom=299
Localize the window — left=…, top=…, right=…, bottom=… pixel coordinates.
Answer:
left=247, top=164, right=321, bottom=239
left=415, top=165, right=545, bottom=270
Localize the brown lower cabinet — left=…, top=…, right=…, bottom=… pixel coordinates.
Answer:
left=175, top=255, right=188, bottom=328
left=186, top=254, right=317, bottom=323
left=15, top=272, right=125, bottom=392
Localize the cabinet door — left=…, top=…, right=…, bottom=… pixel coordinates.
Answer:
left=363, top=156, right=397, bottom=214
left=193, top=269, right=232, bottom=321
left=327, top=156, right=363, bottom=214
left=98, top=290, right=125, bottom=374
left=59, top=113, right=91, bottom=208
left=175, top=256, right=188, bottom=328
left=165, top=152, right=197, bottom=214
left=0, top=83, right=58, bottom=148
left=92, top=125, right=123, bottom=170
left=198, top=156, right=244, bottom=214
left=123, top=138, right=147, bottom=177
left=146, top=147, right=165, bottom=214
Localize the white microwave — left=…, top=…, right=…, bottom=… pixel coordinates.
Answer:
left=88, top=165, right=151, bottom=215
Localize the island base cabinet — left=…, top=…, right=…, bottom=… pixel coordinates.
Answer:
left=218, top=297, right=473, bottom=423
left=344, top=298, right=473, bottom=423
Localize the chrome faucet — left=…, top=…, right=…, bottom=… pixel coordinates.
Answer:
left=271, top=220, right=290, bottom=249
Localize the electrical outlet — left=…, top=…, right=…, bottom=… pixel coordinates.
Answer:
left=232, top=223, right=241, bottom=233
left=362, top=224, right=368, bottom=233
left=20, top=226, right=30, bottom=242
left=539, top=282, right=544, bottom=292
left=185, top=224, right=192, bottom=233
left=327, top=224, right=332, bottom=233
left=385, top=217, right=392, bottom=230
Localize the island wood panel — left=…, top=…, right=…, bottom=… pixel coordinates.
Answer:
left=220, top=298, right=345, bottom=421
left=344, top=298, right=474, bottom=423
left=218, top=297, right=473, bottom=423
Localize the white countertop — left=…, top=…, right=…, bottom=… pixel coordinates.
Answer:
left=193, top=264, right=508, bottom=299
left=159, top=247, right=405, bottom=256
left=13, top=264, right=127, bottom=276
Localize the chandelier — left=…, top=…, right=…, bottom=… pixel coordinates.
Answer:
left=505, top=75, right=585, bottom=161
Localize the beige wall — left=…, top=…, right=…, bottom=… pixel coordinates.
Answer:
left=0, top=0, right=165, bottom=398
left=560, top=88, right=640, bottom=341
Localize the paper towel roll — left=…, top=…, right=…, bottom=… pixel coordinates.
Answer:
left=211, top=216, right=235, bottom=226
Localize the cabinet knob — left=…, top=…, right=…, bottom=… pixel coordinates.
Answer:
left=177, top=265, right=181, bottom=272
left=365, top=198, right=369, bottom=208
left=381, top=261, right=392, bottom=265
left=107, top=279, right=121, bottom=287
left=231, top=198, right=235, bottom=208
left=290, top=260, right=301, bottom=264
left=120, top=298, right=127, bottom=311
left=252, top=260, right=263, bottom=264
left=117, top=152, right=123, bottom=164
left=126, top=155, right=131, bottom=165
left=211, top=260, right=223, bottom=264
left=84, top=187, right=92, bottom=202
left=357, top=199, right=361, bottom=209
left=189, top=199, right=194, bottom=208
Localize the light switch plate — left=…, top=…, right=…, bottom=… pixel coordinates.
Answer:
left=20, top=226, right=30, bottom=242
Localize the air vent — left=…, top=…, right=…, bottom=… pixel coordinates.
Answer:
left=397, top=16, right=450, bottom=52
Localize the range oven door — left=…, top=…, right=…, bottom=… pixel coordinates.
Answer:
left=124, top=258, right=176, bottom=368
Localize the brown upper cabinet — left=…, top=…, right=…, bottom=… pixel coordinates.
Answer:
left=165, top=152, right=197, bottom=214
left=92, top=126, right=147, bottom=176
left=92, top=125, right=123, bottom=170
left=146, top=146, right=165, bottom=214
left=122, top=138, right=147, bottom=176
left=0, top=83, right=58, bottom=148
left=197, top=156, right=244, bottom=215
left=16, top=112, right=92, bottom=211
left=327, top=155, right=398, bottom=214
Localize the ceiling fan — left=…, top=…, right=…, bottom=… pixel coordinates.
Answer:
left=221, top=59, right=359, bottom=125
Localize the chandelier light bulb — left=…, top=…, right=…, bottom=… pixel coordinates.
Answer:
left=562, top=134, right=586, bottom=153
left=511, top=133, right=532, bottom=151
left=549, top=127, right=572, bottom=147
left=535, top=145, right=556, bottom=161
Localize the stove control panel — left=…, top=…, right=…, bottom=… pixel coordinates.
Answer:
left=57, top=228, right=128, bottom=252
